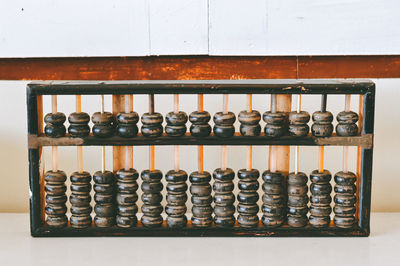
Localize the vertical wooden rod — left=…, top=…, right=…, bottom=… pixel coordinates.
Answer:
left=321, top=94, right=327, bottom=112
left=294, top=94, right=301, bottom=174
left=268, top=147, right=271, bottom=171
left=223, top=94, right=228, bottom=114
left=76, top=95, right=81, bottom=113
left=270, top=146, right=276, bottom=172
left=246, top=146, right=252, bottom=171
left=198, top=145, right=204, bottom=173
left=149, top=145, right=155, bottom=171
left=174, top=145, right=179, bottom=171
left=222, top=146, right=227, bottom=171
left=101, top=95, right=104, bottom=114
left=51, top=95, right=58, bottom=172
left=271, top=94, right=277, bottom=113
left=343, top=94, right=351, bottom=172
left=318, top=146, right=324, bottom=173
left=101, top=146, right=106, bottom=173
left=246, top=94, right=253, bottom=171
left=76, top=95, right=83, bottom=173
left=125, top=146, right=133, bottom=170
left=198, top=94, right=203, bottom=112
left=149, top=94, right=154, bottom=114
left=174, top=94, right=179, bottom=113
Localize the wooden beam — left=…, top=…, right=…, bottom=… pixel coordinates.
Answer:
left=1, top=55, right=399, bottom=80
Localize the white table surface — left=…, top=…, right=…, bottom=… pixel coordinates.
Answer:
left=1, top=213, right=399, bottom=266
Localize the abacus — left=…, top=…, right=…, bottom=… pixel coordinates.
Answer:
left=27, top=80, right=374, bottom=237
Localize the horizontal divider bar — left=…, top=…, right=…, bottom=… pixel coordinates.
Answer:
left=28, top=133, right=373, bottom=148
left=33, top=225, right=367, bottom=237
left=28, top=80, right=374, bottom=95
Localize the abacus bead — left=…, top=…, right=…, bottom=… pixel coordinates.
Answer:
left=238, top=110, right=261, bottom=136
left=141, top=112, right=163, bottom=137
left=334, top=171, right=357, bottom=185
left=116, top=168, right=139, bottom=228
left=93, top=170, right=116, bottom=227
left=311, top=111, right=334, bottom=137
left=336, top=111, right=359, bottom=136
left=263, top=112, right=288, bottom=137
left=117, top=112, right=139, bottom=138
left=333, top=171, right=357, bottom=227
left=69, top=171, right=92, bottom=228
left=309, top=169, right=332, bottom=228
left=287, top=172, right=309, bottom=227
left=45, top=170, right=67, bottom=183
left=166, top=170, right=188, bottom=228
left=237, top=169, right=260, bottom=227
left=68, top=112, right=90, bottom=137
left=91, top=112, right=114, bottom=138
left=213, top=168, right=235, bottom=227
left=262, top=170, right=285, bottom=227
left=44, top=112, right=66, bottom=137
left=141, top=169, right=163, bottom=227
left=213, top=112, right=236, bottom=138
left=190, top=171, right=213, bottom=227
left=165, top=111, right=188, bottom=137
left=45, top=170, right=68, bottom=227
left=289, top=111, right=310, bottom=137
left=189, top=111, right=212, bottom=137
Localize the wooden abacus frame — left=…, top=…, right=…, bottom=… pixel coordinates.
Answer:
left=27, top=79, right=375, bottom=237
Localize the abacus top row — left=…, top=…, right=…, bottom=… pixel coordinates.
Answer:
left=44, top=95, right=359, bottom=139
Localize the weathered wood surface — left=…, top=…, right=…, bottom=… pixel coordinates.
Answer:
left=28, top=134, right=374, bottom=149
left=2, top=56, right=400, bottom=80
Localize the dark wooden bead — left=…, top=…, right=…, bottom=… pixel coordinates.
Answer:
left=165, top=111, right=188, bottom=137
left=46, top=216, right=68, bottom=227
left=44, top=112, right=66, bottom=138
left=334, top=216, right=356, bottom=228
left=213, top=112, right=236, bottom=137
left=116, top=112, right=139, bottom=138
left=116, top=168, right=138, bottom=228
left=213, top=168, right=235, bottom=227
left=93, top=170, right=115, bottom=227
left=309, top=169, right=332, bottom=228
left=262, top=170, right=285, bottom=227
left=45, top=170, right=67, bottom=227
left=94, top=216, right=116, bottom=228
left=238, top=110, right=261, bottom=136
left=141, top=112, right=163, bottom=137
left=165, top=170, right=188, bottom=228
left=336, top=111, right=359, bottom=136
left=68, top=112, right=90, bottom=137
left=312, top=111, right=333, bottom=137
left=70, top=171, right=92, bottom=228
left=287, top=172, right=308, bottom=227
left=189, top=111, right=211, bottom=137
left=334, top=171, right=357, bottom=184
left=141, top=169, right=163, bottom=227
left=236, top=169, right=260, bottom=227
left=289, top=111, right=310, bottom=137
left=190, top=171, right=213, bottom=227
left=263, top=111, right=288, bottom=137
left=91, top=112, right=114, bottom=138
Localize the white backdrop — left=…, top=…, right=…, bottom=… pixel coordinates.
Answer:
left=1, top=0, right=399, bottom=57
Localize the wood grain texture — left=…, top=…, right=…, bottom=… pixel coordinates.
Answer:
left=2, top=56, right=400, bottom=80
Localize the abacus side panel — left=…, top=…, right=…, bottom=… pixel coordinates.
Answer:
left=358, top=89, right=375, bottom=235
left=29, top=149, right=42, bottom=237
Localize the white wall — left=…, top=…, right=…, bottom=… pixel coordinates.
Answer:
left=0, top=80, right=399, bottom=212
left=1, top=0, right=399, bottom=57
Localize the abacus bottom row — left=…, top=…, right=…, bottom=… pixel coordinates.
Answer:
left=43, top=168, right=357, bottom=230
